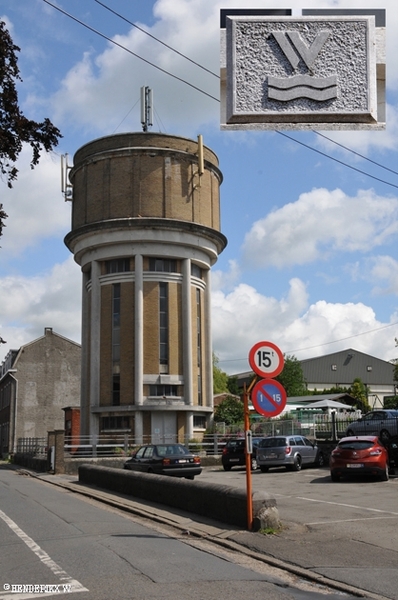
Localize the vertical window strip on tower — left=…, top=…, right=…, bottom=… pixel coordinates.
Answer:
left=112, top=283, right=121, bottom=405
left=159, top=282, right=169, bottom=366
left=196, top=288, right=203, bottom=405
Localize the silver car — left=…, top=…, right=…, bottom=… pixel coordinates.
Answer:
left=256, top=435, right=324, bottom=472
left=345, top=410, right=398, bottom=443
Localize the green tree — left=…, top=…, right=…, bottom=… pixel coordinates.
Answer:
left=349, top=377, right=371, bottom=413
left=0, top=20, right=62, bottom=237
left=213, top=396, right=244, bottom=425
left=384, top=395, right=398, bottom=409
left=213, top=353, right=228, bottom=394
left=318, top=386, right=349, bottom=395
left=275, top=354, right=307, bottom=397
left=227, top=375, right=240, bottom=395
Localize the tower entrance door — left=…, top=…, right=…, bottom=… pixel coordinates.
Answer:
left=151, top=412, right=176, bottom=444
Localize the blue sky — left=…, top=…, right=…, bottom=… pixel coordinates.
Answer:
left=1, top=0, right=398, bottom=373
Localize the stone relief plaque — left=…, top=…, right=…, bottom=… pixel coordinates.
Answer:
left=220, top=14, right=385, bottom=130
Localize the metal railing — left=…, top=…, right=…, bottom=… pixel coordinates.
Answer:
left=16, top=437, right=47, bottom=456
left=59, top=415, right=398, bottom=458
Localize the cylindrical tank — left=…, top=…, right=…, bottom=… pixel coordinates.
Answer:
left=64, top=132, right=227, bottom=443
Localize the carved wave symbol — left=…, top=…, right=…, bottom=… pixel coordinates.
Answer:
left=268, top=74, right=338, bottom=102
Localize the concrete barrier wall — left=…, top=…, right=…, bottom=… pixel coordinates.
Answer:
left=13, top=454, right=48, bottom=472
left=78, top=464, right=276, bottom=529
left=64, top=454, right=221, bottom=475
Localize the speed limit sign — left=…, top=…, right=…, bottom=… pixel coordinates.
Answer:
left=248, top=341, right=284, bottom=379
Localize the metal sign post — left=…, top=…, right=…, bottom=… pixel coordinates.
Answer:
left=246, top=341, right=286, bottom=530
left=243, top=382, right=253, bottom=530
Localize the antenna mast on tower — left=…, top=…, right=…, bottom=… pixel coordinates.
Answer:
left=141, top=86, right=153, bottom=132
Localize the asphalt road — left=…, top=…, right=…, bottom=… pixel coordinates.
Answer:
left=200, top=464, right=398, bottom=600
left=0, top=464, right=370, bottom=600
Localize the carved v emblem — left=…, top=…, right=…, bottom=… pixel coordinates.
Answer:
left=273, top=30, right=330, bottom=69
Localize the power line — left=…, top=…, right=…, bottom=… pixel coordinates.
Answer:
left=41, top=0, right=219, bottom=103
left=313, top=131, right=398, bottom=177
left=277, top=131, right=398, bottom=190
left=94, top=0, right=219, bottom=78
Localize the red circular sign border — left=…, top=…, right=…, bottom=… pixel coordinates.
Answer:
left=248, top=341, right=284, bottom=379
left=251, top=378, right=287, bottom=417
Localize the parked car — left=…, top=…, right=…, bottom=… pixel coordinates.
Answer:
left=221, top=437, right=262, bottom=471
left=330, top=436, right=389, bottom=482
left=123, top=443, right=202, bottom=479
left=386, top=435, right=398, bottom=474
left=256, top=435, right=325, bottom=472
left=345, top=409, right=398, bottom=443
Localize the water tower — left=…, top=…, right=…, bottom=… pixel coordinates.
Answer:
left=64, top=131, right=227, bottom=443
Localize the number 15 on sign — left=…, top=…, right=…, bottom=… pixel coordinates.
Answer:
left=248, top=341, right=284, bottom=379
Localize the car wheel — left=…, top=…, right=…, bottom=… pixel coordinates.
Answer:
left=223, top=465, right=232, bottom=471
left=185, top=475, right=195, bottom=480
left=380, top=429, right=390, bottom=444
left=316, top=452, right=325, bottom=467
left=251, top=458, right=258, bottom=470
left=346, top=429, right=354, bottom=436
left=292, top=455, right=302, bottom=471
left=380, top=464, right=389, bottom=482
left=260, top=466, right=269, bottom=473
left=331, top=472, right=340, bottom=482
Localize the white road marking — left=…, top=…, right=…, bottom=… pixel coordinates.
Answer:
left=307, top=516, right=398, bottom=525
left=0, top=509, right=88, bottom=599
left=296, top=496, right=398, bottom=516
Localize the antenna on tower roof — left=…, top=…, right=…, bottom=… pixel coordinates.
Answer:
left=61, top=154, right=73, bottom=201
left=141, top=86, right=153, bottom=132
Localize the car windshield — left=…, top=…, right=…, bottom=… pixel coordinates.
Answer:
left=156, top=445, right=188, bottom=456
left=259, top=438, right=287, bottom=448
left=339, top=441, right=375, bottom=450
left=227, top=440, right=245, bottom=449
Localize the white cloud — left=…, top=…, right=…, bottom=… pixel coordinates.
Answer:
left=212, top=282, right=398, bottom=373
left=0, top=257, right=81, bottom=362
left=368, top=256, right=398, bottom=296
left=212, top=278, right=309, bottom=365
left=50, top=3, right=222, bottom=138
left=1, top=148, right=71, bottom=256
left=242, top=188, right=398, bottom=269
left=212, top=259, right=241, bottom=292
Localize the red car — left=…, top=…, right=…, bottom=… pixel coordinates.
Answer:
left=330, top=436, right=389, bottom=482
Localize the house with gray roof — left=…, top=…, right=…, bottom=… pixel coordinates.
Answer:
left=300, top=348, right=396, bottom=408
